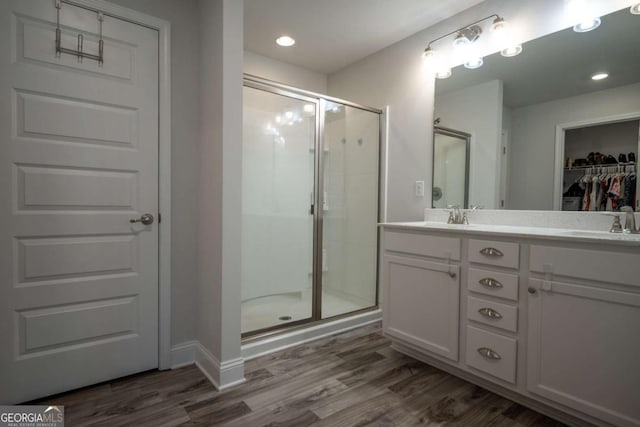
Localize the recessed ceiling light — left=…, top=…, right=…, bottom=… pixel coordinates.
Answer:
left=275, top=35, right=295, bottom=47
left=591, top=72, right=609, bottom=81
left=631, top=3, right=640, bottom=14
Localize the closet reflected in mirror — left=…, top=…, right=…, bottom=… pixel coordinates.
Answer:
left=432, top=126, right=470, bottom=209
left=561, top=120, right=638, bottom=212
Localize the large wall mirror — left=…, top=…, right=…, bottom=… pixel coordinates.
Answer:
left=434, top=6, right=640, bottom=211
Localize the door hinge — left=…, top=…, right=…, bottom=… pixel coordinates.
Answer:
left=310, top=204, right=315, bottom=215
left=500, top=200, right=505, bottom=208
left=158, top=213, right=162, bottom=223
left=502, top=147, right=506, bottom=155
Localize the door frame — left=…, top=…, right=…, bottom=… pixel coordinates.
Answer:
left=241, top=75, right=383, bottom=340
left=60, top=0, right=172, bottom=369
left=553, top=111, right=640, bottom=211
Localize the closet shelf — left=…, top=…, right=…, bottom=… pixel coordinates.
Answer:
left=564, top=162, right=636, bottom=171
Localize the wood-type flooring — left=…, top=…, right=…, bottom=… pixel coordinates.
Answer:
left=33, top=323, right=567, bottom=426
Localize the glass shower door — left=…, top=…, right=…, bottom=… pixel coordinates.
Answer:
left=241, top=85, right=317, bottom=334
left=321, top=102, right=380, bottom=318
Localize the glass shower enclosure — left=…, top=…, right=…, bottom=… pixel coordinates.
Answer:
left=241, top=77, right=381, bottom=337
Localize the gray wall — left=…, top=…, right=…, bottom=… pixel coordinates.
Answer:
left=105, top=0, right=200, bottom=346
left=197, top=0, right=243, bottom=368
left=327, top=0, right=631, bottom=221
left=244, top=50, right=327, bottom=93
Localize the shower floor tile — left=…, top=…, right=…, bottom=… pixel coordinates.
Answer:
left=241, top=291, right=370, bottom=334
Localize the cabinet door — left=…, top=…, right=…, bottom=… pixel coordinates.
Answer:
left=527, top=279, right=640, bottom=427
left=383, top=255, right=460, bottom=361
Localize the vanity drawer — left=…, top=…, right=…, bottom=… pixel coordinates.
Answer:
left=530, top=245, right=639, bottom=287
left=468, top=239, right=519, bottom=269
left=466, top=326, right=517, bottom=384
left=467, top=268, right=519, bottom=301
left=384, top=230, right=460, bottom=260
left=467, top=296, right=518, bottom=333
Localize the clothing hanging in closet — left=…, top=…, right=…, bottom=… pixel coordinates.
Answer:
left=577, top=165, right=637, bottom=212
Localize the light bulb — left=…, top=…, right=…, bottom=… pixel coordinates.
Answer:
left=453, top=33, right=470, bottom=48
left=501, top=44, right=523, bottom=57
left=491, top=17, right=507, bottom=32
left=591, top=72, right=608, bottom=80
left=436, top=68, right=452, bottom=79
left=565, top=0, right=601, bottom=32
left=573, top=17, right=601, bottom=32
left=464, top=57, right=484, bottom=69
left=422, top=47, right=436, bottom=61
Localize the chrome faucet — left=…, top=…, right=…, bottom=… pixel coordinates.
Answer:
left=620, top=206, right=638, bottom=233
left=447, top=205, right=466, bottom=224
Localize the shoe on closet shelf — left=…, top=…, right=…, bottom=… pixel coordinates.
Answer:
left=629, top=152, right=636, bottom=163
left=618, top=153, right=628, bottom=163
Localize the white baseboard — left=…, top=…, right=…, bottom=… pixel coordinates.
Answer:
left=169, top=341, right=246, bottom=390
left=170, top=340, right=198, bottom=369
left=242, top=309, right=382, bottom=360
left=170, top=310, right=382, bottom=387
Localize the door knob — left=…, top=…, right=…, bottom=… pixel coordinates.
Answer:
left=130, top=213, right=154, bottom=225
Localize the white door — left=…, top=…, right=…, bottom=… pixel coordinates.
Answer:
left=0, top=0, right=159, bottom=403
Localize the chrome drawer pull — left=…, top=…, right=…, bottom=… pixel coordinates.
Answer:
left=480, top=247, right=504, bottom=257
left=477, top=347, right=502, bottom=360
left=478, top=307, right=503, bottom=319
left=479, top=277, right=503, bottom=288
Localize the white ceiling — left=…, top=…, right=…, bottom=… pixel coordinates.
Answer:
left=244, top=0, right=487, bottom=75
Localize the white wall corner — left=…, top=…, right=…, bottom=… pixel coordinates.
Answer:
left=170, top=341, right=197, bottom=369
left=194, top=342, right=245, bottom=390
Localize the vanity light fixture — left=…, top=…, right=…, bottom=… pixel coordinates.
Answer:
left=275, top=35, right=295, bottom=47
left=591, top=72, right=609, bottom=80
left=453, top=25, right=482, bottom=48
left=422, top=14, right=521, bottom=76
left=631, top=3, right=640, bottom=14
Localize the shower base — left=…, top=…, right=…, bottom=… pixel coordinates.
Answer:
left=241, top=290, right=371, bottom=334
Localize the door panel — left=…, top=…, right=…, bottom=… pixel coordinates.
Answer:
left=0, top=0, right=159, bottom=403
left=383, top=255, right=460, bottom=361
left=527, top=279, right=640, bottom=426
left=241, top=86, right=316, bottom=334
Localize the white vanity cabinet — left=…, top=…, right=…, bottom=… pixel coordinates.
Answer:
left=528, top=246, right=640, bottom=427
left=381, top=224, right=640, bottom=427
left=382, top=230, right=461, bottom=361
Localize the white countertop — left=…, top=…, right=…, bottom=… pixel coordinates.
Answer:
left=380, top=221, right=640, bottom=246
